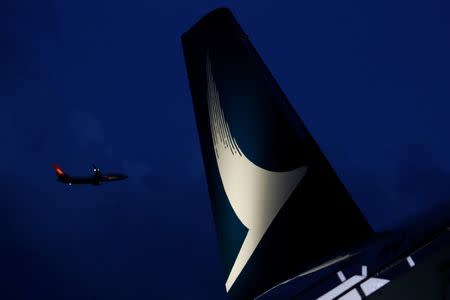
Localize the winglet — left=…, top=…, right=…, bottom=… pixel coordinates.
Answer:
left=52, top=163, right=66, bottom=177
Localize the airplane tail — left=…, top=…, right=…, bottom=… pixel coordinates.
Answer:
left=182, top=8, right=374, bottom=299
left=52, top=163, right=68, bottom=178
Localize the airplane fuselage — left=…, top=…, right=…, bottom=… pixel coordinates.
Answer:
left=57, top=173, right=128, bottom=185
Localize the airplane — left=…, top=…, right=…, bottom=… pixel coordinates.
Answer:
left=52, top=163, right=127, bottom=185
left=181, top=7, right=450, bottom=300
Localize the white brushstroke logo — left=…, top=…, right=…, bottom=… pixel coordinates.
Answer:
left=206, top=55, right=308, bottom=292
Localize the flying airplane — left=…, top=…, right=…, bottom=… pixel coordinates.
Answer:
left=52, top=163, right=127, bottom=185
left=182, top=7, right=450, bottom=300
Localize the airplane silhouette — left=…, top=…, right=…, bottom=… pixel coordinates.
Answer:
left=52, top=163, right=127, bottom=185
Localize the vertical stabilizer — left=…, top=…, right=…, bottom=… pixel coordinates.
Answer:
left=182, top=8, right=373, bottom=299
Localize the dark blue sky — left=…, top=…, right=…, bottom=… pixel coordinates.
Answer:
left=1, top=0, right=449, bottom=299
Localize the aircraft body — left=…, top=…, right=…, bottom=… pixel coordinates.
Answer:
left=181, top=8, right=450, bottom=300
left=52, top=164, right=127, bottom=185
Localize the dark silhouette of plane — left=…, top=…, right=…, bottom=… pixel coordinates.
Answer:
left=52, top=163, right=127, bottom=185
left=182, top=7, right=450, bottom=300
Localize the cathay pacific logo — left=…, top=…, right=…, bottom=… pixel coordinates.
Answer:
left=205, top=55, right=308, bottom=292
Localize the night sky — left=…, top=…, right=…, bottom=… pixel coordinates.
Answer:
left=1, top=0, right=450, bottom=299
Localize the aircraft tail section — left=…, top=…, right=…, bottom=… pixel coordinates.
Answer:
left=182, top=8, right=374, bottom=299
left=52, top=163, right=68, bottom=178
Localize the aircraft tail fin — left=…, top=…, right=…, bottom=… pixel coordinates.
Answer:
left=52, top=163, right=68, bottom=178
left=182, top=7, right=374, bottom=299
